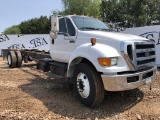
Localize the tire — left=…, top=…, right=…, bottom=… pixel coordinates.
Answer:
left=7, top=51, right=17, bottom=68
left=15, top=51, right=22, bottom=67
left=73, top=63, right=105, bottom=107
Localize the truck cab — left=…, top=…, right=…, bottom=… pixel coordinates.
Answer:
left=50, top=15, right=157, bottom=107
left=50, top=16, right=77, bottom=63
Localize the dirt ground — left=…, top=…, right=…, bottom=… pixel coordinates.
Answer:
left=0, top=57, right=160, bottom=120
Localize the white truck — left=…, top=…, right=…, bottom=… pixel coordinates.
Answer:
left=2, top=15, right=157, bottom=107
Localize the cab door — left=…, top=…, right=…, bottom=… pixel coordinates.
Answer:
left=50, top=17, right=77, bottom=63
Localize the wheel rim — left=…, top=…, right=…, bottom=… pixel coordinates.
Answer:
left=8, top=54, right=11, bottom=65
left=77, top=72, right=90, bottom=98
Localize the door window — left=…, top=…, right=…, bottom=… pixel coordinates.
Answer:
left=66, top=18, right=75, bottom=36
left=59, top=18, right=67, bottom=33
left=59, top=17, right=76, bottom=36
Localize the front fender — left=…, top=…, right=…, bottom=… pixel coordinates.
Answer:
left=67, top=43, right=126, bottom=77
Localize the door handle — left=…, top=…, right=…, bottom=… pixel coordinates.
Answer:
left=52, top=39, right=54, bottom=44
left=70, top=40, right=75, bottom=43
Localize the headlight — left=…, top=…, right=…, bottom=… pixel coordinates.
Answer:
left=98, top=57, right=118, bottom=67
left=111, top=57, right=118, bottom=66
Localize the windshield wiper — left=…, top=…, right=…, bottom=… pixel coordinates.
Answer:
left=97, top=28, right=113, bottom=31
left=79, top=27, right=98, bottom=30
left=80, top=27, right=113, bottom=31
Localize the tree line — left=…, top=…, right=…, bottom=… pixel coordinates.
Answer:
left=3, top=16, right=51, bottom=34
left=101, top=0, right=160, bottom=28
left=3, top=0, right=160, bottom=34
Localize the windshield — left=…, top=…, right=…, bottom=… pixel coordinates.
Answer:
left=71, top=16, right=112, bottom=31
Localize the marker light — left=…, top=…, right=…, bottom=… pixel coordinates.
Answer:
left=98, top=57, right=118, bottom=67
left=91, top=38, right=96, bottom=46
left=98, top=58, right=111, bottom=66
left=54, top=22, right=56, bottom=26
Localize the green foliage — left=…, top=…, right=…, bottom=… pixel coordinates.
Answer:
left=3, top=25, right=21, bottom=34
left=3, top=16, right=50, bottom=34
left=61, top=0, right=101, bottom=18
left=101, top=0, right=160, bottom=28
left=52, top=10, right=65, bottom=16
left=86, top=0, right=101, bottom=18
left=19, top=16, right=50, bottom=34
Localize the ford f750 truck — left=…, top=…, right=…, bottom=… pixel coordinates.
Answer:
left=3, top=15, right=157, bottom=107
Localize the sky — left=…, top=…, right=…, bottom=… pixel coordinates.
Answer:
left=0, top=0, right=63, bottom=34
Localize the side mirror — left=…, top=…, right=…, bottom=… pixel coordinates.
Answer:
left=51, top=15, right=59, bottom=32
left=50, top=15, right=59, bottom=39
left=50, top=32, right=57, bottom=39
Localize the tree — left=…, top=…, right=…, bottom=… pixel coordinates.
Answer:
left=52, top=10, right=65, bottom=16
left=86, top=0, right=101, bottom=18
left=100, top=0, right=121, bottom=23
left=120, top=0, right=147, bottom=27
left=61, top=0, right=101, bottom=18
left=3, top=25, right=21, bottom=34
left=19, top=16, right=50, bottom=34
left=144, top=0, right=160, bottom=25
left=100, top=0, right=160, bottom=28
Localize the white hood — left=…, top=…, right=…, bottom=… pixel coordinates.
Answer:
left=79, top=30, right=148, bottom=42
left=77, top=30, right=149, bottom=52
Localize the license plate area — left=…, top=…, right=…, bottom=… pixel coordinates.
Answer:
left=145, top=77, right=151, bottom=84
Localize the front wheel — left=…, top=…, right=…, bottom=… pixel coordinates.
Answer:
left=73, top=63, right=105, bottom=107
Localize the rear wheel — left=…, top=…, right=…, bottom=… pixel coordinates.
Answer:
left=15, top=50, right=22, bottom=67
left=7, top=51, right=17, bottom=68
left=73, top=63, right=105, bottom=107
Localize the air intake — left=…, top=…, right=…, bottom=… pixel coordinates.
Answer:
left=127, top=45, right=133, bottom=61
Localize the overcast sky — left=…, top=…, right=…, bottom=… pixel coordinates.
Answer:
left=0, top=0, right=63, bottom=34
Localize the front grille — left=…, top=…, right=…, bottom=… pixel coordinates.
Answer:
left=134, top=41, right=156, bottom=70
left=121, top=40, right=156, bottom=71
left=137, top=51, right=155, bottom=57
left=136, top=44, right=154, bottom=49
left=137, top=58, right=155, bottom=65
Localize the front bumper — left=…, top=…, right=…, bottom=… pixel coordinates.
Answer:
left=101, top=66, right=157, bottom=91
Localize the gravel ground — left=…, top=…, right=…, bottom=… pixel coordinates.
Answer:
left=0, top=57, right=160, bottom=120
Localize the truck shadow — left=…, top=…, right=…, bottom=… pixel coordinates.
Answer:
left=18, top=66, right=144, bottom=119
